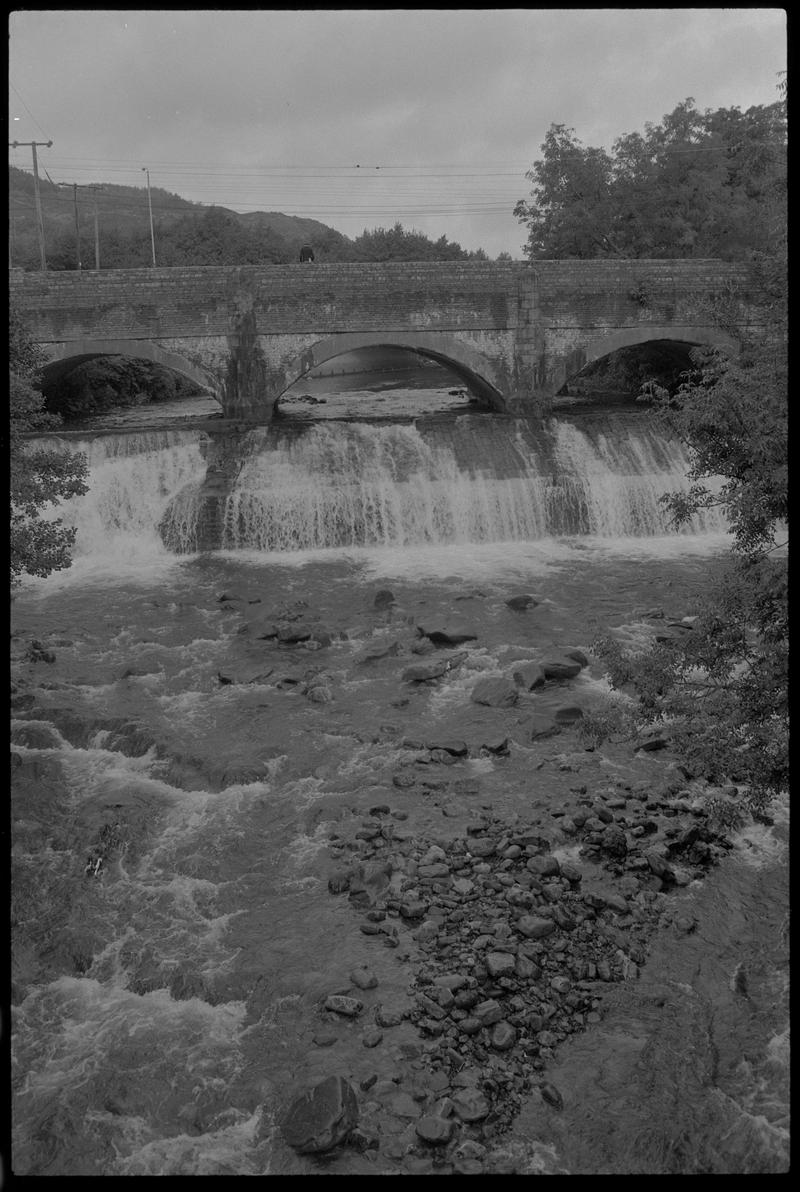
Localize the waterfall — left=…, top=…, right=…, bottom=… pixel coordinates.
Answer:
left=32, top=414, right=728, bottom=565
left=210, top=414, right=727, bottom=551
left=30, top=429, right=207, bottom=567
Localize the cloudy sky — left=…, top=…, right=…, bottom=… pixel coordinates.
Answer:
left=9, top=8, right=786, bottom=258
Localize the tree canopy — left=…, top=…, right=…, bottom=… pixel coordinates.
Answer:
left=515, top=96, right=787, bottom=260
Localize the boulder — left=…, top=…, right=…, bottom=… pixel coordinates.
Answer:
left=451, top=1088, right=490, bottom=1122
left=416, top=1115, right=455, bottom=1145
left=324, top=995, right=364, bottom=1017
left=554, top=705, right=584, bottom=726
left=530, top=714, right=560, bottom=741
left=425, top=738, right=468, bottom=757
left=490, top=1021, right=517, bottom=1051
left=505, top=594, right=538, bottom=611
left=636, top=728, right=671, bottom=751
left=417, top=624, right=478, bottom=647
left=356, top=640, right=400, bottom=664
left=513, top=662, right=546, bottom=690
left=403, top=660, right=449, bottom=683
left=277, top=623, right=312, bottom=644
left=471, top=677, right=518, bottom=707
left=540, top=656, right=583, bottom=681
left=373, top=589, right=396, bottom=609
left=480, top=735, right=510, bottom=756
left=281, top=1075, right=359, bottom=1153
left=216, top=664, right=274, bottom=686
left=516, top=915, right=556, bottom=940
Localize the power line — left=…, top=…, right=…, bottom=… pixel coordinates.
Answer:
left=8, top=79, right=52, bottom=141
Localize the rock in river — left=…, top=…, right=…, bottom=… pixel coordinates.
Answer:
left=471, top=677, right=519, bottom=707
left=281, top=1074, right=359, bottom=1153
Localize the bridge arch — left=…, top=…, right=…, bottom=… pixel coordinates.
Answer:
left=41, top=337, right=222, bottom=398
left=278, top=331, right=509, bottom=412
left=558, top=323, right=740, bottom=393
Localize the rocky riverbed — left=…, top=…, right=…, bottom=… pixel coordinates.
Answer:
left=10, top=547, right=789, bottom=1175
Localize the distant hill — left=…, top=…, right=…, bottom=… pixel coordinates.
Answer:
left=8, top=165, right=352, bottom=269
left=8, top=165, right=488, bottom=269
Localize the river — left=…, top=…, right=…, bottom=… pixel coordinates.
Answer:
left=10, top=370, right=789, bottom=1175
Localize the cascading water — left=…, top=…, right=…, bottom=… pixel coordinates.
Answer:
left=34, top=429, right=207, bottom=571
left=42, top=413, right=729, bottom=564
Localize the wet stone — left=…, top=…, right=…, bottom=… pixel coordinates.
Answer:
left=506, top=594, right=538, bottom=611
left=486, top=952, right=516, bottom=978
left=490, top=1021, right=517, bottom=1051
left=540, top=656, right=583, bottom=681
left=350, top=965, right=379, bottom=990
left=468, top=838, right=496, bottom=858
left=327, top=869, right=351, bottom=894
left=474, top=998, right=504, bottom=1026
left=425, top=738, right=468, bottom=757
left=540, top=1081, right=564, bottom=1110
left=471, top=677, right=519, bottom=707
left=403, top=660, right=448, bottom=683
left=324, top=995, right=363, bottom=1017
left=554, top=705, right=584, bottom=726
left=516, top=915, right=556, bottom=939
left=281, top=1075, right=359, bottom=1153
left=513, top=661, right=546, bottom=690
left=418, top=624, right=478, bottom=647
left=415, top=1115, right=455, bottom=1145
left=452, top=1087, right=491, bottom=1121
left=312, top=1029, right=339, bottom=1048
left=527, top=854, right=560, bottom=877
left=375, top=1004, right=405, bottom=1028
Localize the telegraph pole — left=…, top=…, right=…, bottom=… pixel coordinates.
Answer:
left=10, top=139, right=53, bottom=270
left=142, top=167, right=156, bottom=266
left=71, top=182, right=81, bottom=270
left=90, top=185, right=102, bottom=270
left=61, top=182, right=105, bottom=269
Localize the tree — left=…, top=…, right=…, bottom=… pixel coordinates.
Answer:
left=594, top=246, right=787, bottom=810
left=10, top=309, right=88, bottom=585
left=515, top=96, right=787, bottom=261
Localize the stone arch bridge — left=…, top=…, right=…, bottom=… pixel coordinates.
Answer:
left=10, top=259, right=757, bottom=421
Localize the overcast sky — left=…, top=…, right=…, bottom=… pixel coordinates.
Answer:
left=9, top=8, right=786, bottom=258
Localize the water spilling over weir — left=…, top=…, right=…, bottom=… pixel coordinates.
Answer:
left=43, top=411, right=728, bottom=562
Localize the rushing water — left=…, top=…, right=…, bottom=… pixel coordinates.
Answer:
left=11, top=398, right=788, bottom=1175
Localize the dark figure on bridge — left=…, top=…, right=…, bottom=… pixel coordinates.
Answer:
left=299, top=245, right=315, bottom=263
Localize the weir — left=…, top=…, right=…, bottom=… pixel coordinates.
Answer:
left=39, top=412, right=728, bottom=565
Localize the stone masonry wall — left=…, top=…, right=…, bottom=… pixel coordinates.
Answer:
left=10, top=260, right=755, bottom=418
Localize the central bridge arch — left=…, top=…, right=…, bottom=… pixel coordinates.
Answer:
left=280, top=331, right=509, bottom=412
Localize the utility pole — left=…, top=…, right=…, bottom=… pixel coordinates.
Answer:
left=60, top=182, right=105, bottom=269
left=10, top=139, right=53, bottom=270
left=142, top=167, right=156, bottom=267
left=89, top=185, right=102, bottom=270
left=71, top=182, right=81, bottom=270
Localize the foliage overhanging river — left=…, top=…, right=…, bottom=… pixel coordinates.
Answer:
left=10, top=376, right=789, bottom=1175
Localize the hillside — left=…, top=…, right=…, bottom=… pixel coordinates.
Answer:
left=9, top=166, right=485, bottom=269
left=8, top=165, right=351, bottom=269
